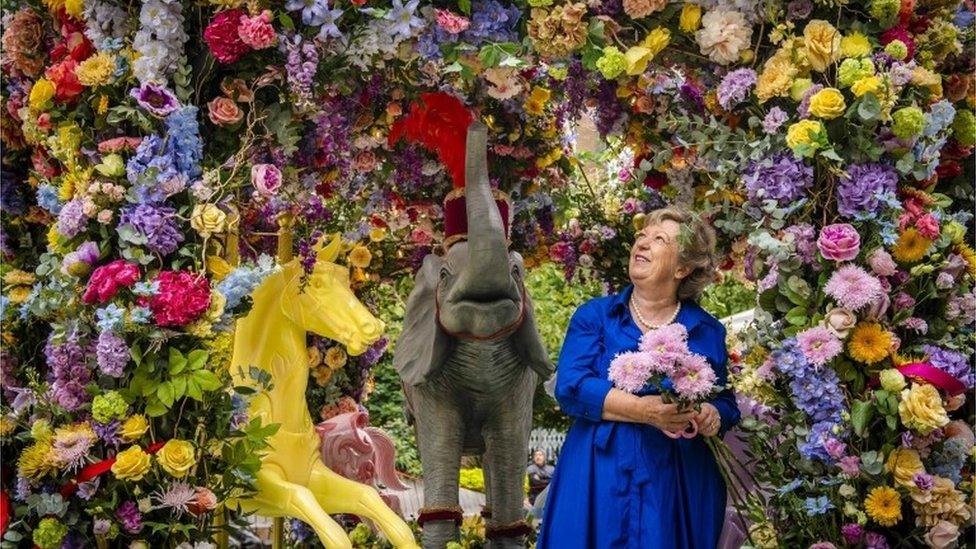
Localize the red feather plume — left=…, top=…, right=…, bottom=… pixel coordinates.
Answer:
left=388, top=92, right=474, bottom=189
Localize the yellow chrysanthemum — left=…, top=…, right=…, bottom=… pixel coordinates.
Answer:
left=76, top=52, right=115, bottom=87
left=892, top=228, right=933, bottom=263
left=840, top=32, right=872, bottom=58
left=848, top=322, right=892, bottom=364
left=18, top=439, right=59, bottom=481
left=865, top=486, right=902, bottom=527
left=4, top=269, right=36, bottom=286
left=524, top=86, right=551, bottom=116
left=8, top=286, right=33, bottom=304
left=348, top=245, right=372, bottom=269
left=955, top=243, right=976, bottom=278
left=756, top=57, right=797, bottom=103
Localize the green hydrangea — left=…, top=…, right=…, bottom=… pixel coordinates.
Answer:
left=527, top=0, right=553, bottom=5
left=33, top=518, right=67, bottom=549
left=869, top=0, right=900, bottom=27
left=30, top=419, right=53, bottom=441
left=548, top=65, right=568, bottom=80
left=837, top=58, right=876, bottom=87
left=91, top=391, right=129, bottom=424
left=883, top=40, right=908, bottom=60
left=595, top=46, right=627, bottom=80
left=891, top=106, right=925, bottom=139
left=952, top=109, right=976, bottom=147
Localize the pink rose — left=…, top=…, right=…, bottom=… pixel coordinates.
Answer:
left=434, top=9, right=470, bottom=34
left=915, top=213, right=940, bottom=240
left=238, top=10, right=276, bottom=50
left=353, top=151, right=379, bottom=173
left=868, top=248, right=897, bottom=277
left=189, top=487, right=217, bottom=516
left=207, top=96, right=242, bottom=126
left=83, top=260, right=141, bottom=304
left=923, top=521, right=959, bottom=549
left=817, top=223, right=861, bottom=262
left=823, top=306, right=856, bottom=338
left=250, top=163, right=282, bottom=196
left=410, top=227, right=433, bottom=246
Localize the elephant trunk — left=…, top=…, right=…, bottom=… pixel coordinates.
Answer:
left=457, top=122, right=517, bottom=300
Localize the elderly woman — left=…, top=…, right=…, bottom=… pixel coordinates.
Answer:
left=537, top=207, right=740, bottom=548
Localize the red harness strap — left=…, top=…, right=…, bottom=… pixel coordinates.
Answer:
left=485, top=519, right=532, bottom=539
left=417, top=505, right=464, bottom=527
left=60, top=440, right=167, bottom=498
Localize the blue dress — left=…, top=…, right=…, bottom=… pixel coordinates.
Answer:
left=537, top=286, right=740, bottom=549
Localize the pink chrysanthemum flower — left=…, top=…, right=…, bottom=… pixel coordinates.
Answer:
left=824, top=265, right=883, bottom=311
left=153, top=482, right=197, bottom=518
left=796, top=326, right=843, bottom=367
left=638, top=323, right=689, bottom=356
left=671, top=353, right=717, bottom=401
left=608, top=351, right=654, bottom=393
left=52, top=422, right=97, bottom=471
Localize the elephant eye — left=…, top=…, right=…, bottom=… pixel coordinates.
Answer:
left=439, top=267, right=450, bottom=281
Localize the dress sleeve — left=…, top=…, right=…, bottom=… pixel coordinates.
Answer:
left=554, top=302, right=613, bottom=422
left=706, top=323, right=741, bottom=435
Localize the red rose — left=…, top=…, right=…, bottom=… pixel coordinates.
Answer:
left=45, top=59, right=84, bottom=102
left=143, top=271, right=211, bottom=327
left=203, top=9, right=251, bottom=64
left=83, top=260, right=141, bottom=304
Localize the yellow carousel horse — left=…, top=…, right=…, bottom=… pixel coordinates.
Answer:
left=227, top=233, right=419, bottom=549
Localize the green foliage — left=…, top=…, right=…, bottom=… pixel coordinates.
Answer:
left=699, top=274, right=755, bottom=319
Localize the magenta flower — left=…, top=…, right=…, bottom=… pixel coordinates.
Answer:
left=130, top=83, right=180, bottom=117
left=795, top=326, right=842, bottom=367
left=817, top=223, right=861, bottom=262
left=608, top=351, right=654, bottom=393
left=824, top=265, right=883, bottom=311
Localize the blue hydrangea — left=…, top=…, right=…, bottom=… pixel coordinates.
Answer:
left=217, top=255, right=277, bottom=313
left=36, top=184, right=62, bottom=214
left=465, top=0, right=521, bottom=44
left=95, top=303, right=126, bottom=332
left=930, top=438, right=969, bottom=483
left=923, top=100, right=956, bottom=137
left=803, top=496, right=833, bottom=516
left=0, top=295, right=9, bottom=322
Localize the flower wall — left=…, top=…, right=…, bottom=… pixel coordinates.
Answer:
left=1, top=0, right=975, bottom=547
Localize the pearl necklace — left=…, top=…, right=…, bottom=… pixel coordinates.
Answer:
left=630, top=296, right=681, bottom=330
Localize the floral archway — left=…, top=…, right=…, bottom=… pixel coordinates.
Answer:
left=1, top=0, right=974, bottom=546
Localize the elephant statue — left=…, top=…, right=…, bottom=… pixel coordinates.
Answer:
left=394, top=122, right=554, bottom=549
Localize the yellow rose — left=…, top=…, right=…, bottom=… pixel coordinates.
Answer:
left=307, top=345, right=322, bottom=367
left=786, top=119, right=825, bottom=150
left=190, top=204, right=227, bottom=237
left=840, top=32, right=872, bottom=58
left=325, top=347, right=347, bottom=370
left=885, top=448, right=925, bottom=487
left=120, top=415, right=149, bottom=442
left=111, top=446, right=152, bottom=481
left=368, top=227, right=387, bottom=242
left=348, top=245, right=372, bottom=269
left=679, top=3, right=702, bottom=32
left=851, top=76, right=882, bottom=98
left=808, top=87, right=847, bottom=119
left=29, top=79, right=56, bottom=111
left=206, top=256, right=232, bottom=282
left=899, top=383, right=950, bottom=435
left=625, top=27, right=671, bottom=76
left=803, top=20, right=841, bottom=72
left=156, top=439, right=196, bottom=478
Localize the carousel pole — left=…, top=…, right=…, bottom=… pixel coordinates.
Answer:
left=271, top=210, right=295, bottom=549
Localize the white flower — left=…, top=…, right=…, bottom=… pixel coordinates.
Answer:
left=695, top=9, right=753, bottom=65
left=386, top=0, right=423, bottom=39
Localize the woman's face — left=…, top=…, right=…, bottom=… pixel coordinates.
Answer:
left=629, top=219, right=687, bottom=286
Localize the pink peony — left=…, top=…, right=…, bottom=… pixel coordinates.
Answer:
left=83, top=260, right=141, bottom=304
left=817, top=223, right=861, bottom=262
left=238, top=10, right=276, bottom=50
left=796, top=326, right=842, bottom=367
left=434, top=9, right=470, bottom=34
left=142, top=271, right=211, bottom=327
left=867, top=248, right=897, bottom=277
left=204, top=9, right=251, bottom=64
left=608, top=351, right=655, bottom=393
left=251, top=163, right=282, bottom=196
left=914, top=213, right=940, bottom=240
left=824, top=265, right=882, bottom=311
left=671, top=353, right=717, bottom=401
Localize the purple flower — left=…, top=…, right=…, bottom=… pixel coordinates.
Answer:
left=115, top=501, right=144, bottom=534
left=595, top=79, right=627, bottom=137
left=823, top=437, right=846, bottom=459
left=923, top=345, right=974, bottom=389
left=118, top=203, right=185, bottom=256
left=360, top=337, right=388, bottom=366
left=92, top=518, right=111, bottom=535
left=96, top=331, right=129, bottom=378
left=913, top=471, right=934, bottom=490
left=841, top=523, right=864, bottom=545
left=45, top=335, right=92, bottom=411
left=784, top=223, right=817, bottom=265
left=57, top=199, right=88, bottom=238
left=742, top=153, right=814, bottom=205
left=894, top=292, right=916, bottom=310
left=680, top=81, right=705, bottom=111
left=93, top=420, right=122, bottom=447
left=787, top=0, right=814, bottom=19
left=76, top=479, right=99, bottom=500
left=762, top=107, right=788, bottom=133
left=817, top=223, right=861, bottom=262
left=796, top=326, right=842, bottom=367
left=130, top=83, right=180, bottom=117
left=717, top=68, right=757, bottom=109
left=824, top=265, right=883, bottom=311
left=61, top=241, right=100, bottom=276
left=837, top=163, right=898, bottom=218
left=865, top=532, right=889, bottom=549
left=900, top=317, right=928, bottom=334
left=838, top=455, right=860, bottom=477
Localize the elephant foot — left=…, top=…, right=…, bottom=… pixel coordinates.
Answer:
left=485, top=520, right=532, bottom=549
left=418, top=506, right=462, bottom=549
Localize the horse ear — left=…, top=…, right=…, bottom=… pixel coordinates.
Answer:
left=315, top=234, right=343, bottom=263
left=509, top=252, right=554, bottom=380
left=393, top=254, right=451, bottom=386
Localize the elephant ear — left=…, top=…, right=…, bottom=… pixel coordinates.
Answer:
left=394, top=254, right=452, bottom=386
left=510, top=252, right=555, bottom=380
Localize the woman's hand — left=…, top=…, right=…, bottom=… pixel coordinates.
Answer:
left=694, top=403, right=721, bottom=437
left=637, top=395, right=696, bottom=433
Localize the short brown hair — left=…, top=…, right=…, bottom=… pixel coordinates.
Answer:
left=642, top=207, right=718, bottom=302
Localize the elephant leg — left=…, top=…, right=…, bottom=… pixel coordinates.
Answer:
left=482, top=454, right=493, bottom=522
left=308, top=461, right=420, bottom=549
left=413, top=387, right=464, bottom=549
left=482, top=396, right=533, bottom=549
left=254, top=466, right=353, bottom=549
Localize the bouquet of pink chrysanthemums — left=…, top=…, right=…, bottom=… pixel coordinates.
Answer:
left=609, top=324, right=718, bottom=438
